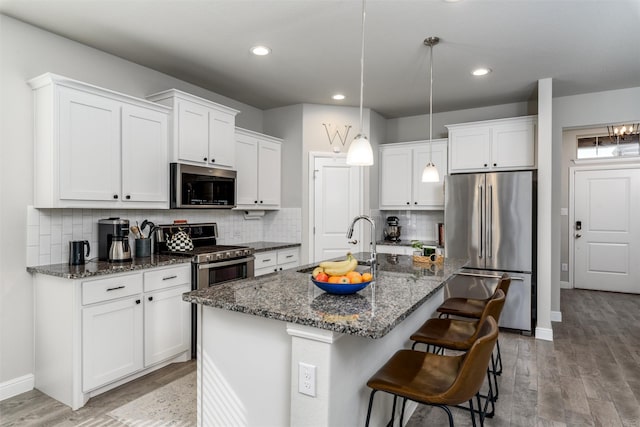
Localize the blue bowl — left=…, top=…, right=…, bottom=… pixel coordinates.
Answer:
left=311, top=277, right=372, bottom=295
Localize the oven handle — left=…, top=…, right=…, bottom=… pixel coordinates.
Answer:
left=197, top=256, right=255, bottom=270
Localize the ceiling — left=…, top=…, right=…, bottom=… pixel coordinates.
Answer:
left=1, top=0, right=639, bottom=118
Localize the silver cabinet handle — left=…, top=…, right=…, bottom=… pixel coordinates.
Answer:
left=263, top=258, right=272, bottom=262
left=286, top=255, right=294, bottom=258
left=458, top=272, right=525, bottom=281
left=106, top=285, right=125, bottom=292
left=162, top=275, right=177, bottom=281
left=478, top=185, right=484, bottom=259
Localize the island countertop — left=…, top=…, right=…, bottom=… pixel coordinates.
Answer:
left=183, top=253, right=467, bottom=339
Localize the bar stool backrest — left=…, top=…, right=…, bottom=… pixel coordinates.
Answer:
left=467, top=289, right=505, bottom=344
left=492, top=273, right=511, bottom=299
left=435, top=317, right=499, bottom=405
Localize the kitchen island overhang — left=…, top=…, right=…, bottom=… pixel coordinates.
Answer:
left=183, top=253, right=467, bottom=426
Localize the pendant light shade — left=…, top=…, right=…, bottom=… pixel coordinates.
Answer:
left=346, top=134, right=374, bottom=165
left=421, top=36, right=440, bottom=183
left=346, top=0, right=373, bottom=166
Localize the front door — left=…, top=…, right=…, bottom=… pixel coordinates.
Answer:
left=574, top=168, right=640, bottom=293
left=312, top=156, right=363, bottom=263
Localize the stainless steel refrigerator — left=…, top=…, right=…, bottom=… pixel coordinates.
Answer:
left=444, top=170, right=536, bottom=333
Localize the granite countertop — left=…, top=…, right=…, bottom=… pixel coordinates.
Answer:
left=183, top=252, right=467, bottom=339
left=27, top=241, right=301, bottom=279
left=376, top=240, right=439, bottom=247
left=27, top=255, right=193, bottom=279
left=236, top=241, right=301, bottom=253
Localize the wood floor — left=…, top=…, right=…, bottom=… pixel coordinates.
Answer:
left=406, top=289, right=640, bottom=427
left=1, top=288, right=639, bottom=426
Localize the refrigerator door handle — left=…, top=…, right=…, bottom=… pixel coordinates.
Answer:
left=458, top=272, right=525, bottom=281
left=488, top=184, right=493, bottom=258
left=478, top=185, right=484, bottom=259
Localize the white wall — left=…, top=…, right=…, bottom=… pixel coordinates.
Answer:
left=0, top=15, right=265, bottom=388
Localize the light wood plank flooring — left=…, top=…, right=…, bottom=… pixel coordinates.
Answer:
left=406, top=289, right=640, bottom=426
left=1, top=289, right=639, bottom=426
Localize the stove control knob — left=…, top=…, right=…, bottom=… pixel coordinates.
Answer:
left=235, top=250, right=242, bottom=257
left=217, top=253, right=224, bottom=261
left=226, top=252, right=232, bottom=259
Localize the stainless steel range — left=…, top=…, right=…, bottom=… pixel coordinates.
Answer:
left=156, top=222, right=255, bottom=290
left=156, top=222, right=255, bottom=358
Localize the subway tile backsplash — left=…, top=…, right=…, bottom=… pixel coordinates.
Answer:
left=26, top=206, right=302, bottom=267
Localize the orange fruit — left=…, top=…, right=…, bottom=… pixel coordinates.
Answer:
left=338, top=276, right=350, bottom=284
left=328, top=276, right=341, bottom=284
left=346, top=271, right=362, bottom=281
left=361, top=272, right=373, bottom=282
left=350, top=275, right=363, bottom=284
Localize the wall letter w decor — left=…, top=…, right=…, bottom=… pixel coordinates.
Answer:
left=322, top=123, right=352, bottom=152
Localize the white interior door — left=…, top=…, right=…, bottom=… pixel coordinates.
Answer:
left=574, top=168, right=640, bottom=293
left=312, top=156, right=363, bottom=263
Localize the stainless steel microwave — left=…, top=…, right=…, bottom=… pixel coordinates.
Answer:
left=170, top=163, right=236, bottom=209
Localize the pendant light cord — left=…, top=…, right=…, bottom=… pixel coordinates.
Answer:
left=359, top=0, right=366, bottom=134
left=429, top=41, right=433, bottom=160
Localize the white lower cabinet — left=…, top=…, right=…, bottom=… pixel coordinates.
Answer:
left=254, top=247, right=300, bottom=277
left=82, top=295, right=144, bottom=392
left=144, top=284, right=191, bottom=367
left=34, top=264, right=191, bottom=410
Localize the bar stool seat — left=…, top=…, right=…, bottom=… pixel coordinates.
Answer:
left=365, top=317, right=499, bottom=427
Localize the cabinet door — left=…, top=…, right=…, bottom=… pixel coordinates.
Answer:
left=449, top=127, right=491, bottom=172
left=491, top=121, right=536, bottom=169
left=209, top=111, right=236, bottom=168
left=59, top=87, right=120, bottom=201
left=144, top=284, right=191, bottom=367
left=82, top=296, right=143, bottom=391
left=380, top=146, right=412, bottom=208
left=413, top=141, right=448, bottom=208
left=235, top=135, right=259, bottom=206
left=177, top=100, right=209, bottom=163
left=258, top=140, right=281, bottom=207
left=121, top=105, right=168, bottom=203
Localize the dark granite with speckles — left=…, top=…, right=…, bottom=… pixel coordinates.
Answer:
left=26, top=255, right=192, bottom=279
left=235, top=241, right=301, bottom=253
left=183, top=252, right=467, bottom=339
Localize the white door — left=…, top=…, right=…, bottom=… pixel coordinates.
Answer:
left=312, top=156, right=363, bottom=263
left=574, top=168, right=640, bottom=293
left=258, top=140, right=282, bottom=207
left=209, top=110, right=235, bottom=168
left=379, top=146, right=412, bottom=208
left=235, top=135, right=259, bottom=206
left=177, top=100, right=209, bottom=163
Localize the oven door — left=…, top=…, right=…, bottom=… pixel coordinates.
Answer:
left=195, top=256, right=255, bottom=290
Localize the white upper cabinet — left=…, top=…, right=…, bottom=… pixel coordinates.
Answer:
left=147, top=89, right=239, bottom=169
left=29, top=73, right=170, bottom=209
left=235, top=128, right=282, bottom=210
left=379, top=139, right=448, bottom=210
left=447, top=116, right=537, bottom=173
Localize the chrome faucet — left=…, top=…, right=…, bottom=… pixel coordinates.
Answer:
left=346, top=215, right=377, bottom=277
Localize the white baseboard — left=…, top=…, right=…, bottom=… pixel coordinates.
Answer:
left=560, top=281, right=571, bottom=289
left=0, top=374, right=34, bottom=401
left=535, top=327, right=553, bottom=341
left=551, top=311, right=562, bottom=322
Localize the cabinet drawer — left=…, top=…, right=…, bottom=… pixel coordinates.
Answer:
left=143, top=265, right=191, bottom=293
left=277, top=248, right=299, bottom=265
left=82, top=274, right=143, bottom=306
left=255, top=251, right=277, bottom=269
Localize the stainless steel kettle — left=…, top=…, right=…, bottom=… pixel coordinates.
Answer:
left=109, top=235, right=132, bottom=262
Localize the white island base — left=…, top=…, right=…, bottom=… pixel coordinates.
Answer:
left=196, top=288, right=444, bottom=427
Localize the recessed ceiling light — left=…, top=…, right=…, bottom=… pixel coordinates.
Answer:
left=251, top=45, right=271, bottom=56
left=332, top=94, right=346, bottom=101
left=472, top=68, right=492, bottom=76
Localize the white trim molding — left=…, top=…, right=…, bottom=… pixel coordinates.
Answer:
left=551, top=311, right=562, bottom=322
left=535, top=327, right=553, bottom=341
left=560, top=281, right=571, bottom=289
left=0, top=373, right=34, bottom=401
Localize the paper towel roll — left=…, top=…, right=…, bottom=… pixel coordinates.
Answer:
left=243, top=210, right=265, bottom=220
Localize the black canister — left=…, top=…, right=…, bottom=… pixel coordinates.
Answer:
left=69, top=240, right=90, bottom=265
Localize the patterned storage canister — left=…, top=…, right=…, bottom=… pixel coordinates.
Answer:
left=166, top=229, right=194, bottom=252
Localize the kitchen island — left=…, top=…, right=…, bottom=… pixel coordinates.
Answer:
left=183, top=253, right=467, bottom=427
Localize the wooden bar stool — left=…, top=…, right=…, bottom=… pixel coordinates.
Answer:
left=365, top=317, right=499, bottom=427
left=410, top=290, right=506, bottom=412
left=437, top=273, right=511, bottom=376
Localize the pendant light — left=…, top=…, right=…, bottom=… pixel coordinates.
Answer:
left=421, top=36, right=440, bottom=182
left=346, top=0, right=374, bottom=166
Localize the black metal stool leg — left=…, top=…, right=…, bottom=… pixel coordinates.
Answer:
left=385, top=395, right=397, bottom=427
left=438, top=405, right=455, bottom=427
left=495, top=339, right=503, bottom=375
left=365, top=390, right=377, bottom=427
left=468, top=397, right=478, bottom=427
left=399, top=398, right=408, bottom=426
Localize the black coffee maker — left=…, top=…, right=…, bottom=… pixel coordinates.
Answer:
left=98, top=218, right=132, bottom=262
left=384, top=216, right=402, bottom=242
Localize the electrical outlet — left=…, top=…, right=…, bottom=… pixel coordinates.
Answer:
left=561, top=263, right=568, bottom=271
left=298, top=362, right=316, bottom=397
